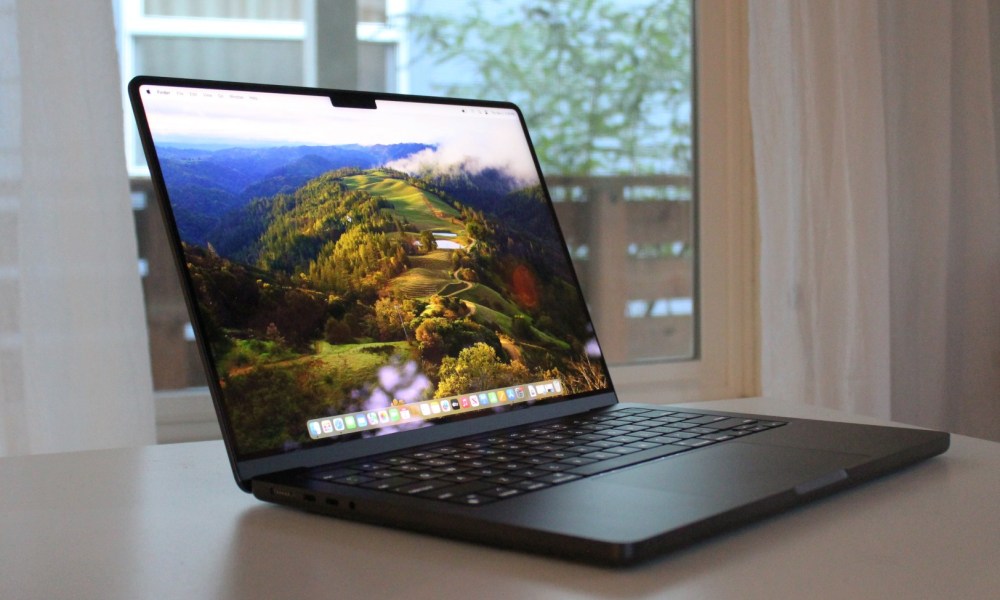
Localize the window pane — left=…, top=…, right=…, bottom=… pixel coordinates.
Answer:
left=358, top=0, right=387, bottom=23
left=359, top=41, right=396, bottom=92
left=403, top=0, right=695, bottom=363
left=144, top=0, right=303, bottom=19
left=134, top=37, right=303, bottom=85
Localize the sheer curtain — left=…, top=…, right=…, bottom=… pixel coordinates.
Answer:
left=749, top=0, right=1000, bottom=441
left=0, top=0, right=155, bottom=456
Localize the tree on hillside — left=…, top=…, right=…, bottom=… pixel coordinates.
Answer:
left=373, top=296, right=422, bottom=341
left=435, top=342, right=531, bottom=397
left=418, top=230, right=437, bottom=253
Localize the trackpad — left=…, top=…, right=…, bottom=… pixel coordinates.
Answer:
left=599, top=442, right=868, bottom=498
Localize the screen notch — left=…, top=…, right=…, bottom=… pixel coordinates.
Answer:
left=329, top=93, right=377, bottom=109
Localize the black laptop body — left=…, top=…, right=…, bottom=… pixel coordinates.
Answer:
left=129, top=76, right=949, bottom=566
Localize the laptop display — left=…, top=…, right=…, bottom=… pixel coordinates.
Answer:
left=135, top=83, right=611, bottom=459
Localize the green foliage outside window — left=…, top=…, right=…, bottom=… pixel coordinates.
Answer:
left=409, top=0, right=693, bottom=176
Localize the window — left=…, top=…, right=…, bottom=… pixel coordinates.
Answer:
left=116, top=0, right=755, bottom=440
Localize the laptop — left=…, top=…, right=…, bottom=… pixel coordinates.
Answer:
left=129, top=76, right=949, bottom=566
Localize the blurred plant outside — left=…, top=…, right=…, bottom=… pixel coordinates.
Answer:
left=407, top=0, right=693, bottom=177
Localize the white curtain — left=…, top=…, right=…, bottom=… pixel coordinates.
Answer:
left=750, top=0, right=1000, bottom=441
left=0, top=0, right=156, bottom=456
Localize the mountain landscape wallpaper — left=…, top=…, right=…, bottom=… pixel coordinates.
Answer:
left=144, top=90, right=607, bottom=456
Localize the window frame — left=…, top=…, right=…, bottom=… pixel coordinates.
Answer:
left=121, top=0, right=757, bottom=440
left=608, top=0, right=758, bottom=404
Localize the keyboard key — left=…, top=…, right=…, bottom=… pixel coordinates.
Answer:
left=542, top=450, right=578, bottom=459
left=600, top=429, right=632, bottom=437
left=446, top=493, right=497, bottom=506
left=511, top=468, right=547, bottom=479
left=497, top=462, right=527, bottom=471
left=536, top=472, right=582, bottom=485
left=683, top=415, right=731, bottom=425
left=467, top=467, right=502, bottom=477
left=537, top=463, right=571, bottom=472
left=313, top=468, right=359, bottom=481
left=439, top=473, right=482, bottom=483
left=606, top=435, right=642, bottom=444
left=627, top=431, right=661, bottom=439
left=649, top=426, right=681, bottom=435
left=624, top=441, right=661, bottom=450
left=534, top=444, right=565, bottom=452
left=604, top=445, right=641, bottom=455
left=485, top=475, right=523, bottom=485
left=409, top=451, right=440, bottom=460
left=515, top=480, right=551, bottom=492
left=578, top=440, right=617, bottom=450
left=704, top=418, right=758, bottom=430
left=671, top=438, right=715, bottom=448
left=332, top=474, right=373, bottom=485
left=352, top=462, right=382, bottom=471
left=581, top=451, right=618, bottom=461
left=699, top=433, right=735, bottom=442
left=369, top=469, right=403, bottom=479
left=670, top=412, right=703, bottom=419
left=360, top=476, right=416, bottom=491
left=394, top=480, right=452, bottom=495
left=651, top=416, right=687, bottom=424
left=480, top=486, right=523, bottom=499
left=617, top=424, right=647, bottom=432
left=432, top=465, right=467, bottom=474
left=420, top=481, right=491, bottom=500
left=646, top=436, right=683, bottom=444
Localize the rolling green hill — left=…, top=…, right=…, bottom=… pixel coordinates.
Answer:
left=342, top=172, right=461, bottom=232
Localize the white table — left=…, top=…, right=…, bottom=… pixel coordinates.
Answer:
left=2, top=398, right=998, bottom=599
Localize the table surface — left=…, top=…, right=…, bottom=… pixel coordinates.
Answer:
left=2, top=397, right=998, bottom=600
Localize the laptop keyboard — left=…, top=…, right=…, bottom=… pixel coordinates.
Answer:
left=310, top=407, right=786, bottom=506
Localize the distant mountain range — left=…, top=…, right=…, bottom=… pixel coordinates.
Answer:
left=157, top=143, right=433, bottom=245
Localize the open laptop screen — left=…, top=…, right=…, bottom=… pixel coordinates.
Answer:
left=135, top=81, right=611, bottom=459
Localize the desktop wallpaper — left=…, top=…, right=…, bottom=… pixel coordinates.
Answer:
left=140, top=86, right=608, bottom=457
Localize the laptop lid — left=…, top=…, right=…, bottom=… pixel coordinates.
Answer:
left=129, top=77, right=617, bottom=488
